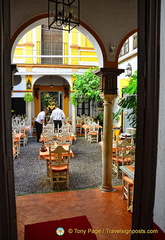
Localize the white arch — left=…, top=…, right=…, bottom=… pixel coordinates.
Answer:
left=11, top=18, right=104, bottom=67
left=33, top=74, right=71, bottom=88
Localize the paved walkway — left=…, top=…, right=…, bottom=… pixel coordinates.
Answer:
left=14, top=137, right=121, bottom=196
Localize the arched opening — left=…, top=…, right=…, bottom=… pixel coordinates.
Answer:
left=11, top=18, right=104, bottom=67
left=11, top=17, right=104, bottom=123
left=33, top=75, right=70, bottom=118
left=116, top=31, right=138, bottom=134
left=11, top=15, right=106, bottom=197
left=1, top=1, right=163, bottom=239
left=11, top=16, right=138, bottom=196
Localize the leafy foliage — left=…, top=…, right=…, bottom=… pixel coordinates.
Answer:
left=113, top=70, right=137, bottom=127
left=94, top=113, right=104, bottom=126
left=122, top=71, right=137, bottom=95
left=70, top=68, right=101, bottom=106
left=42, top=92, right=57, bottom=112
left=24, top=93, right=34, bottom=102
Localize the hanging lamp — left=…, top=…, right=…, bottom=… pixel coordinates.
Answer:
left=48, top=0, right=80, bottom=32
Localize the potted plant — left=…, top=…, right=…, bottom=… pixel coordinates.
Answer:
left=24, top=93, right=34, bottom=102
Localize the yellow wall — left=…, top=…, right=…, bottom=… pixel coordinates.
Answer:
left=119, top=78, right=129, bottom=97
left=36, top=26, right=41, bottom=64
left=80, top=34, right=85, bottom=46
left=14, top=26, right=98, bottom=65
left=63, top=31, right=68, bottom=64
left=13, top=47, right=23, bottom=61
left=24, top=31, right=33, bottom=63
left=118, top=78, right=130, bottom=126
left=26, top=30, right=32, bottom=42
left=63, top=28, right=98, bottom=65
left=80, top=51, right=97, bottom=62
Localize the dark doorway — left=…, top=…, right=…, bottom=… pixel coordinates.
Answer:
left=12, top=98, right=26, bottom=115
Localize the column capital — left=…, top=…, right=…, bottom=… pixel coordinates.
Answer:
left=95, top=68, right=124, bottom=95
left=100, top=93, right=116, bottom=104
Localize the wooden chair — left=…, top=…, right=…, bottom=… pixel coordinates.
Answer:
left=87, top=122, right=99, bottom=143
left=44, top=133, right=57, bottom=146
left=112, top=139, right=135, bottom=178
left=47, top=145, right=70, bottom=189
left=76, top=117, right=83, bottom=134
left=122, top=175, right=134, bottom=212
left=65, top=123, right=73, bottom=133
left=57, top=130, right=72, bottom=145
left=43, top=124, right=54, bottom=134
left=58, top=125, right=70, bottom=134
left=19, top=127, right=28, bottom=146
left=12, top=134, right=20, bottom=159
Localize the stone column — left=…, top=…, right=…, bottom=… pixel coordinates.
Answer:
left=27, top=101, right=33, bottom=137
left=95, top=68, right=124, bottom=192
left=72, top=104, right=76, bottom=134
left=100, top=94, right=116, bottom=191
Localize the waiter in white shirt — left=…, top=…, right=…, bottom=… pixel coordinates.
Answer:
left=50, top=105, right=65, bottom=131
left=35, top=108, right=49, bottom=142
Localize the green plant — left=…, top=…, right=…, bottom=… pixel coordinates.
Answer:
left=24, top=93, right=34, bottom=102
left=113, top=70, right=137, bottom=128
left=70, top=67, right=101, bottom=106
left=43, top=92, right=57, bottom=110
left=94, top=113, right=104, bottom=126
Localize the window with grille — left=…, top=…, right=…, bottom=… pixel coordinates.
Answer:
left=119, top=39, right=129, bottom=57
left=40, top=25, right=63, bottom=64
left=133, top=34, right=138, bottom=49
left=77, top=99, right=90, bottom=116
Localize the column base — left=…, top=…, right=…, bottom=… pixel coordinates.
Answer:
left=99, top=185, right=116, bottom=192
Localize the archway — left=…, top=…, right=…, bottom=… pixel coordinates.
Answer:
left=33, top=75, right=70, bottom=118
left=11, top=16, right=104, bottom=136
left=11, top=17, right=104, bottom=67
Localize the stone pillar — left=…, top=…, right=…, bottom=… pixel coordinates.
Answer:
left=100, top=94, right=116, bottom=191
left=95, top=68, right=124, bottom=192
left=27, top=101, right=33, bottom=137
left=72, top=104, right=76, bottom=134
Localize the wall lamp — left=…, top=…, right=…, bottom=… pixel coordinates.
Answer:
left=109, top=45, right=115, bottom=55
left=125, top=63, right=132, bottom=77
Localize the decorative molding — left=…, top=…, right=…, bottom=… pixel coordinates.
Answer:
left=16, top=64, right=96, bottom=69
left=100, top=93, right=116, bottom=103
left=12, top=90, right=33, bottom=92
left=79, top=47, right=95, bottom=51
left=118, top=53, right=138, bottom=64
left=95, top=68, right=124, bottom=95
left=17, top=43, right=34, bottom=47
left=70, top=44, right=80, bottom=49
left=70, top=44, right=95, bottom=51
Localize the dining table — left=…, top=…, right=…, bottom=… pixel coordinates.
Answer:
left=119, top=165, right=135, bottom=180
left=40, top=132, right=76, bottom=141
left=98, top=140, right=133, bottom=153
left=120, top=165, right=135, bottom=212
left=38, top=144, right=75, bottom=159
left=13, top=133, right=24, bottom=142
left=82, top=123, right=102, bottom=139
left=98, top=141, right=125, bottom=152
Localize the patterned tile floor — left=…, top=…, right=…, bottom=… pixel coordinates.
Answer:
left=16, top=185, right=132, bottom=240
